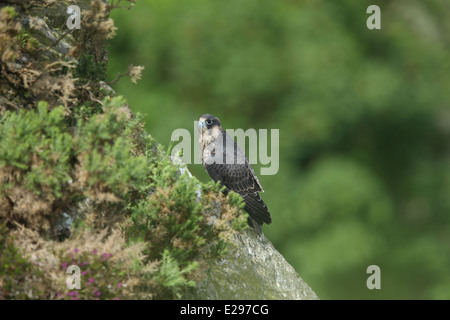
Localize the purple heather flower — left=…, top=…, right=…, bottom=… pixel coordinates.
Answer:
left=67, top=291, right=78, bottom=297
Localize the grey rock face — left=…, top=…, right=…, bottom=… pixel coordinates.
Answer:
left=189, top=228, right=319, bottom=300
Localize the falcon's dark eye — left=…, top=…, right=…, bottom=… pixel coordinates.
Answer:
left=205, top=119, right=213, bottom=125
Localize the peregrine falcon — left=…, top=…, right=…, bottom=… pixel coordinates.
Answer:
left=198, top=114, right=272, bottom=235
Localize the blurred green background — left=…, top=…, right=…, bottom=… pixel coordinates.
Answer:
left=107, top=0, right=450, bottom=299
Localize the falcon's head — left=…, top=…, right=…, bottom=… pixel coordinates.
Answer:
left=198, top=114, right=221, bottom=131
left=198, top=114, right=222, bottom=145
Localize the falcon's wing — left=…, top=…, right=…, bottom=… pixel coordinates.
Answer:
left=204, top=131, right=272, bottom=225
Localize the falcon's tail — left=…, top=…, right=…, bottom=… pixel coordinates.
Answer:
left=242, top=192, right=272, bottom=234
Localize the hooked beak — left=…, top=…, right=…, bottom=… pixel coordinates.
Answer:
left=198, top=119, right=206, bottom=132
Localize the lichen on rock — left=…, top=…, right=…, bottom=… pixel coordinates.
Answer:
left=189, top=228, right=319, bottom=300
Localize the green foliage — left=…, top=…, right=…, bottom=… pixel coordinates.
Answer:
left=151, top=249, right=198, bottom=299
left=74, top=54, right=107, bottom=82
left=3, top=6, right=17, bottom=19
left=0, top=101, right=73, bottom=199
left=75, top=96, right=148, bottom=199
left=109, top=0, right=450, bottom=299
left=0, top=96, right=149, bottom=230
left=16, top=30, right=39, bottom=53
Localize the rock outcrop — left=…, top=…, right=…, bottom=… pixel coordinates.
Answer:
left=190, top=228, right=318, bottom=300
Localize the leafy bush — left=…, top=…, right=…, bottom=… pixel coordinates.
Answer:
left=0, top=102, right=74, bottom=230
left=0, top=96, right=146, bottom=232
left=0, top=94, right=248, bottom=299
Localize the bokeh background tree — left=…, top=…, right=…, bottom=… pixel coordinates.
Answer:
left=107, top=0, right=450, bottom=299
